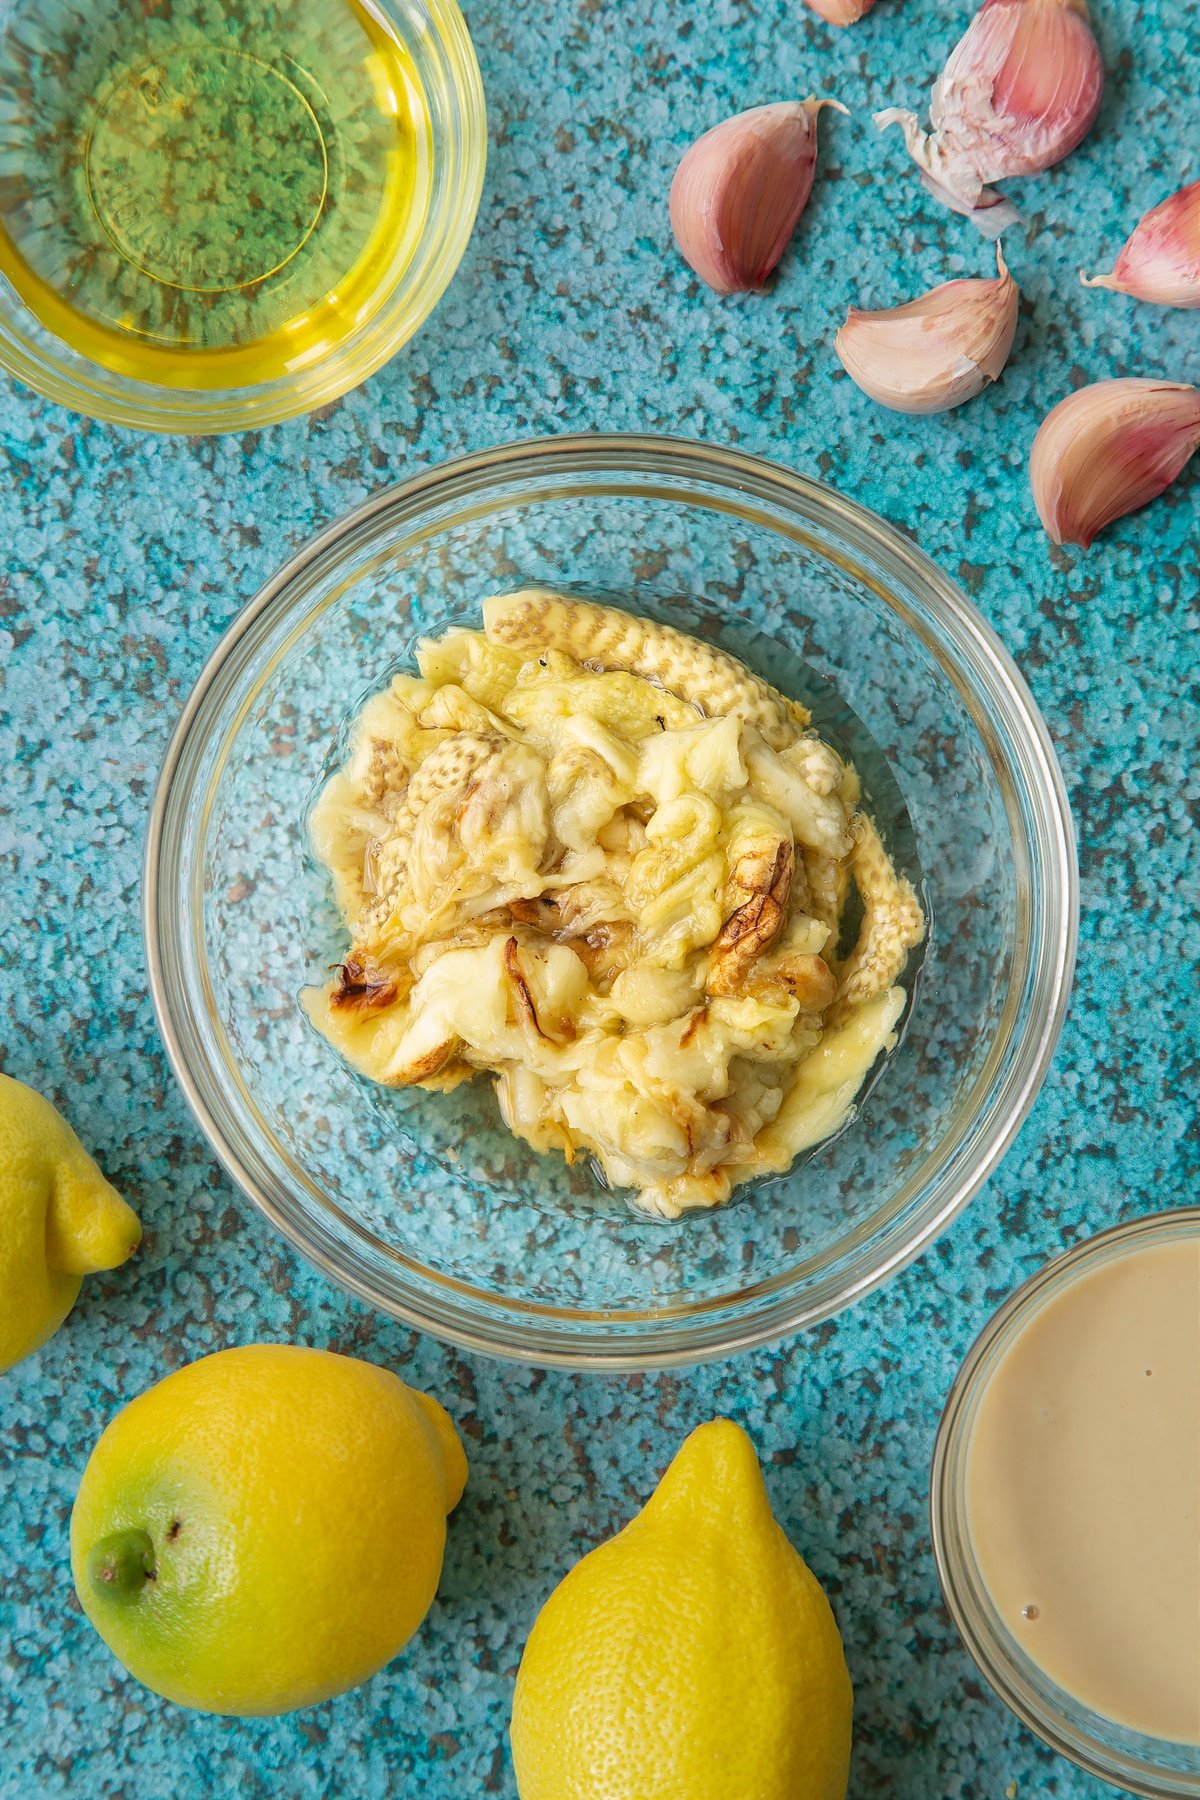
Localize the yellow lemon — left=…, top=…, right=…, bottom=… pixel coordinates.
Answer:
left=0, top=1073, right=140, bottom=1374
left=511, top=1418, right=852, bottom=1800
left=70, top=1343, right=468, bottom=1715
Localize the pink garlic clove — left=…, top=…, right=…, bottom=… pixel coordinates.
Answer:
left=804, top=0, right=877, bottom=25
left=835, top=245, right=1019, bottom=414
left=1029, top=379, right=1200, bottom=548
left=1081, top=180, right=1200, bottom=309
left=670, top=99, right=846, bottom=296
left=876, top=0, right=1104, bottom=232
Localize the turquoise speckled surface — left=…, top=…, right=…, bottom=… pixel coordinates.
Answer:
left=1, top=1, right=1197, bottom=1795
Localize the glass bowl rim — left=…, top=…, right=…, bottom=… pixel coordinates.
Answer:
left=930, top=1206, right=1200, bottom=1797
left=0, top=0, right=486, bottom=433
left=144, top=430, right=1079, bottom=1368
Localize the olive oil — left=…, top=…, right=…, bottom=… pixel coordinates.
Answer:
left=0, top=0, right=430, bottom=388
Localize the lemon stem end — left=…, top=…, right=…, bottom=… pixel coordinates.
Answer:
left=87, top=1529, right=156, bottom=1600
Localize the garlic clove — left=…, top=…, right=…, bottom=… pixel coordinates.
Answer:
left=1029, top=379, right=1200, bottom=548
left=876, top=0, right=1104, bottom=231
left=1081, top=180, right=1200, bottom=309
left=835, top=245, right=1019, bottom=414
left=670, top=99, right=846, bottom=296
left=804, top=0, right=877, bottom=24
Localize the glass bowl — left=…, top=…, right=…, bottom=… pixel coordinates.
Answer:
left=144, top=433, right=1078, bottom=1368
left=932, top=1209, right=1200, bottom=1797
left=0, top=0, right=485, bottom=433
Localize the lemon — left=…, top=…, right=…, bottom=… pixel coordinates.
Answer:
left=70, top=1343, right=468, bottom=1715
left=0, top=1073, right=140, bottom=1375
left=511, top=1418, right=852, bottom=1800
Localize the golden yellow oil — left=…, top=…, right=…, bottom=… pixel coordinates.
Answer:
left=0, top=0, right=431, bottom=388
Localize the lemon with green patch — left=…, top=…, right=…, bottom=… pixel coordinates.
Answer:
left=71, top=1344, right=467, bottom=1715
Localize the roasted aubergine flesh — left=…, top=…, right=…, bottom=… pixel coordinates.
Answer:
left=305, top=591, right=924, bottom=1218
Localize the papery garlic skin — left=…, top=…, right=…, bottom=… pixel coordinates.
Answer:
left=804, top=0, right=876, bottom=24
left=876, top=0, right=1104, bottom=232
left=1030, top=379, right=1200, bottom=548
left=1082, top=180, right=1200, bottom=309
left=670, top=99, right=845, bottom=296
left=835, top=245, right=1019, bottom=414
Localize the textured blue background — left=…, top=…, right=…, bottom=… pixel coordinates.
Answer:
left=1, top=1, right=1197, bottom=1795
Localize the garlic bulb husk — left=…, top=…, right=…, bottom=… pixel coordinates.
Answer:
left=670, top=99, right=846, bottom=296
left=1029, top=379, right=1200, bottom=548
left=835, top=245, right=1019, bottom=414
left=876, top=0, right=1104, bottom=233
left=873, top=109, right=1021, bottom=237
left=804, top=0, right=876, bottom=24
left=1081, top=180, right=1200, bottom=309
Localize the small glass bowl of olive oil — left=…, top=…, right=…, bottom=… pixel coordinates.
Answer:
left=0, top=0, right=485, bottom=431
